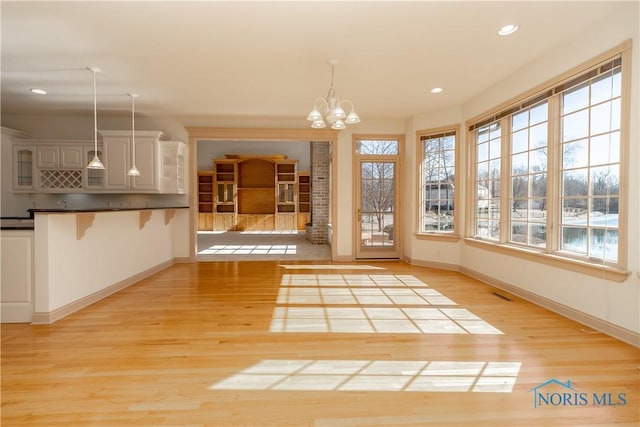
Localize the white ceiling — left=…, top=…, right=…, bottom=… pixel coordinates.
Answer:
left=0, top=1, right=627, bottom=127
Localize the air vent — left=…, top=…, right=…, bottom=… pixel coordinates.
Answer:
left=492, top=292, right=512, bottom=302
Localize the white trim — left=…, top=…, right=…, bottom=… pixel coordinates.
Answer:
left=31, top=259, right=173, bottom=324
left=459, top=265, right=640, bottom=348
left=0, top=303, right=34, bottom=323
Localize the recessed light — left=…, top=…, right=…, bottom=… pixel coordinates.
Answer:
left=430, top=87, right=443, bottom=94
left=30, top=88, right=47, bottom=95
left=498, top=24, right=518, bottom=36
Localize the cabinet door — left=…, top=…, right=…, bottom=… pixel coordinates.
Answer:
left=103, top=137, right=129, bottom=190
left=13, top=146, right=35, bottom=191
left=36, top=146, right=59, bottom=168
left=60, top=146, right=84, bottom=168
left=131, top=138, right=157, bottom=190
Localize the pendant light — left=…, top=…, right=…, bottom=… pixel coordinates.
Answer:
left=127, top=93, right=141, bottom=176
left=86, top=66, right=105, bottom=169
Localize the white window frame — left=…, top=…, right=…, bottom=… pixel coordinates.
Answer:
left=416, top=126, right=460, bottom=240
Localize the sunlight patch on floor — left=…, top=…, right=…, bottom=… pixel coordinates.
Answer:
left=278, top=265, right=386, bottom=270
left=269, top=274, right=503, bottom=334
left=209, top=359, right=521, bottom=392
left=199, top=244, right=297, bottom=255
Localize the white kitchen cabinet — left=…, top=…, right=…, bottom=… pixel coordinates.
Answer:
left=100, top=130, right=186, bottom=194
left=36, top=146, right=58, bottom=168
left=36, top=145, right=84, bottom=168
left=14, top=142, right=91, bottom=192
left=12, top=145, right=36, bottom=191
left=10, top=132, right=185, bottom=194
left=1, top=230, right=34, bottom=323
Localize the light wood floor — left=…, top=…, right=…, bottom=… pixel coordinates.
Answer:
left=2, top=261, right=639, bottom=426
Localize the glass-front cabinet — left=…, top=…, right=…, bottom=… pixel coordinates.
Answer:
left=13, top=145, right=35, bottom=191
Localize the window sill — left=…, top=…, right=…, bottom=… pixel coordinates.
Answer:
left=464, top=238, right=629, bottom=282
left=415, top=233, right=460, bottom=242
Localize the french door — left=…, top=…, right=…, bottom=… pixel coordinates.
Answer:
left=354, top=137, right=402, bottom=259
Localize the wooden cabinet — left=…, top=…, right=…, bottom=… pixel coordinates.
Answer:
left=100, top=130, right=186, bottom=194
left=275, top=161, right=297, bottom=230
left=212, top=160, right=237, bottom=230
left=206, top=156, right=300, bottom=231
left=197, top=171, right=214, bottom=231
left=297, top=172, right=311, bottom=230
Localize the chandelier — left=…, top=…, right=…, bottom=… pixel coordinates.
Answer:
left=306, top=60, right=360, bottom=130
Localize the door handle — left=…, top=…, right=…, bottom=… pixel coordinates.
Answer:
left=357, top=209, right=362, bottom=222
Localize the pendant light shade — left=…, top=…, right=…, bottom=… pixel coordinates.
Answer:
left=86, top=66, right=105, bottom=170
left=127, top=93, right=141, bottom=176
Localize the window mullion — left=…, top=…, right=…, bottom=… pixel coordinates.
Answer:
left=547, top=95, right=561, bottom=254
left=499, top=117, right=510, bottom=243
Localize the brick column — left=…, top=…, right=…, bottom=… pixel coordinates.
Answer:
left=307, top=141, right=330, bottom=244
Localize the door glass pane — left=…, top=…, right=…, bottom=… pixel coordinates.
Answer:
left=360, top=161, right=395, bottom=247
left=225, top=184, right=234, bottom=202
left=356, top=140, right=398, bottom=155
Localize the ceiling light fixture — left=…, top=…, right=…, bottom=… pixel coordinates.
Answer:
left=430, top=87, right=444, bottom=94
left=86, top=66, right=105, bottom=170
left=30, top=88, right=47, bottom=95
left=498, top=24, right=519, bottom=36
left=306, top=60, right=360, bottom=130
left=127, top=93, right=141, bottom=176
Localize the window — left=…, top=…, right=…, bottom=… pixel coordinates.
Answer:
left=475, top=123, right=501, bottom=240
left=510, top=101, right=548, bottom=248
left=418, top=128, right=458, bottom=234
left=560, top=66, right=621, bottom=262
left=468, top=47, right=628, bottom=273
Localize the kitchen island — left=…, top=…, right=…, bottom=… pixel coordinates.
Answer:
left=1, top=207, right=189, bottom=323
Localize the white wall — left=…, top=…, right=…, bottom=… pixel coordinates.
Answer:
left=404, top=106, right=465, bottom=267
left=332, top=119, right=407, bottom=259
left=403, top=4, right=640, bottom=337
left=197, top=140, right=311, bottom=171
left=33, top=208, right=188, bottom=320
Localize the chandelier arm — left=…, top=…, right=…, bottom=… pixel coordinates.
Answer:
left=313, top=97, right=330, bottom=111
left=326, top=63, right=336, bottom=98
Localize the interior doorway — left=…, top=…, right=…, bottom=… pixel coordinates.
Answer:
left=189, top=129, right=338, bottom=262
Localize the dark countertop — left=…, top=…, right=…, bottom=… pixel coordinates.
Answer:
left=1, top=218, right=34, bottom=230
left=2, top=207, right=188, bottom=230
left=27, top=206, right=189, bottom=216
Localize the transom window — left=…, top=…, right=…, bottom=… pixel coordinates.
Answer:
left=468, top=51, right=627, bottom=270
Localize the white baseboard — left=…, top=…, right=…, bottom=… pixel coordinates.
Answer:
left=31, top=259, right=174, bottom=325
left=460, top=265, right=640, bottom=348
left=407, top=257, right=461, bottom=272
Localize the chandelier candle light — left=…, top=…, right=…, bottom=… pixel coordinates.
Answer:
left=127, top=93, right=141, bottom=176
left=86, top=66, right=105, bottom=170
left=306, top=60, right=360, bottom=130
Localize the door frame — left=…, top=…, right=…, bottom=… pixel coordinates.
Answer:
left=186, top=127, right=339, bottom=262
left=352, top=134, right=404, bottom=259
